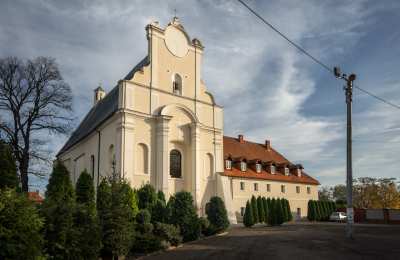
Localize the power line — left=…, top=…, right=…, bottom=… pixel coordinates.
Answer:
left=236, top=0, right=400, bottom=111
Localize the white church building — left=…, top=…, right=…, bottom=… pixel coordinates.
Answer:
left=57, top=17, right=319, bottom=223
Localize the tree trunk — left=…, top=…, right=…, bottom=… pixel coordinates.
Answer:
left=19, top=155, right=29, bottom=192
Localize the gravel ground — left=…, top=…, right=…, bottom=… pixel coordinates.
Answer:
left=142, top=223, right=400, bottom=260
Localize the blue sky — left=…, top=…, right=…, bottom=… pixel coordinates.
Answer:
left=1, top=0, right=399, bottom=191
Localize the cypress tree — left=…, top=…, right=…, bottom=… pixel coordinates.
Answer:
left=42, top=161, right=77, bottom=259
left=251, top=195, right=259, bottom=223
left=206, top=196, right=230, bottom=233
left=0, top=141, right=18, bottom=190
left=276, top=198, right=284, bottom=225
left=74, top=170, right=101, bottom=259
left=284, top=199, right=292, bottom=222
left=307, top=200, right=314, bottom=221
left=243, top=201, right=254, bottom=227
left=96, top=178, right=112, bottom=257
left=267, top=198, right=272, bottom=224
left=270, top=198, right=276, bottom=225
left=257, top=196, right=265, bottom=223
left=262, top=197, right=269, bottom=224
left=137, top=184, right=157, bottom=211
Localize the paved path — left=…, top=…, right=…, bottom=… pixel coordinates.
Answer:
left=143, top=223, right=400, bottom=260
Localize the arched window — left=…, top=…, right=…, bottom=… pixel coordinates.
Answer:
left=205, top=153, right=214, bottom=178
left=136, top=143, right=149, bottom=174
left=173, top=74, right=182, bottom=95
left=109, top=144, right=115, bottom=173
left=170, top=149, right=182, bottom=178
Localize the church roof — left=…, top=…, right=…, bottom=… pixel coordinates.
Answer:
left=57, top=56, right=149, bottom=156
left=222, top=136, right=319, bottom=185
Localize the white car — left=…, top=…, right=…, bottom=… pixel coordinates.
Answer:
left=329, top=212, right=347, bottom=222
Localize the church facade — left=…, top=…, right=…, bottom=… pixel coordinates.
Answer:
left=57, top=17, right=319, bottom=223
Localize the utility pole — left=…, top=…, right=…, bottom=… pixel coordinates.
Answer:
left=334, top=67, right=356, bottom=239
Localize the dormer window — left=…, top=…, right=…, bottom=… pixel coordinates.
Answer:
left=270, top=165, right=276, bottom=174
left=240, top=161, right=247, bottom=172
left=284, top=167, right=290, bottom=176
left=173, top=74, right=182, bottom=95
left=225, top=159, right=232, bottom=170
left=255, top=163, right=262, bottom=173
left=297, top=168, right=302, bottom=177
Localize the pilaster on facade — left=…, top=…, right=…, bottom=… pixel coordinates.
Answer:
left=190, top=122, right=201, bottom=214
left=156, top=115, right=172, bottom=197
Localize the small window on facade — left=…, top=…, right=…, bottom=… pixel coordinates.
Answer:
left=240, top=207, right=245, bottom=216
left=170, top=149, right=182, bottom=178
left=240, top=182, right=245, bottom=190
left=225, top=159, right=232, bottom=170
left=284, top=167, right=290, bottom=176
left=307, top=187, right=311, bottom=194
left=267, top=183, right=271, bottom=192
left=173, top=74, right=182, bottom=95
left=240, top=161, right=247, bottom=172
left=255, top=163, right=262, bottom=173
left=254, top=183, right=258, bottom=191
left=296, top=186, right=300, bottom=193
left=281, top=185, right=285, bottom=193
left=270, top=165, right=276, bottom=174
left=90, top=155, right=95, bottom=179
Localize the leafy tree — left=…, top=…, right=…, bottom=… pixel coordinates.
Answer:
left=250, top=195, right=259, bottom=223
left=256, top=196, right=265, bottom=223
left=74, top=170, right=101, bottom=260
left=0, top=57, right=73, bottom=192
left=42, top=161, right=77, bottom=259
left=0, top=141, right=18, bottom=190
left=243, top=201, right=254, bottom=227
left=205, top=196, right=230, bottom=233
left=167, top=191, right=200, bottom=242
left=332, top=184, right=346, bottom=202
left=0, top=189, right=44, bottom=259
left=318, top=186, right=332, bottom=201
left=262, top=197, right=269, bottom=224
left=137, top=184, right=157, bottom=210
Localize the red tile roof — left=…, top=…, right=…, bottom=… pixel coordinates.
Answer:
left=222, top=136, right=319, bottom=185
left=27, top=191, right=44, bottom=204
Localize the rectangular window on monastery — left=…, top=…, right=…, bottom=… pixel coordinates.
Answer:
left=240, top=207, right=245, bottom=216
left=240, top=182, right=245, bottom=191
left=254, top=183, right=258, bottom=191
left=296, top=186, right=300, bottom=193
left=307, top=187, right=311, bottom=194
left=281, top=185, right=285, bottom=193
left=267, top=184, right=271, bottom=192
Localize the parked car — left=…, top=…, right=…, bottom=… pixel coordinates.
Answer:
left=329, top=212, right=347, bottom=222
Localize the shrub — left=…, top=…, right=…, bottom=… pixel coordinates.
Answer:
left=74, top=170, right=101, bottom=259
left=153, top=222, right=182, bottom=246
left=157, top=190, right=166, bottom=204
left=205, top=196, right=229, bottom=234
left=250, top=195, right=259, bottom=223
left=42, top=161, right=77, bottom=259
left=0, top=141, right=18, bottom=190
left=0, top=189, right=44, bottom=259
left=151, top=199, right=168, bottom=223
left=131, top=233, right=165, bottom=254
left=167, top=191, right=200, bottom=242
left=257, top=196, right=265, bottom=223
left=137, top=184, right=157, bottom=210
left=243, top=200, right=254, bottom=227
left=199, top=217, right=212, bottom=236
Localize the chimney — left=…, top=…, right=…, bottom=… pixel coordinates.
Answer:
left=265, top=140, right=271, bottom=151
left=94, top=86, right=105, bottom=105
left=238, top=134, right=244, bottom=143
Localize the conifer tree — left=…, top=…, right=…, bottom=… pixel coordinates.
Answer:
left=256, top=196, right=265, bottom=223
left=267, top=198, right=272, bottom=224
left=276, top=198, right=284, bottom=225
left=270, top=198, right=276, bottom=225
left=250, top=195, right=259, bottom=223
left=262, top=197, right=269, bottom=224
left=206, top=196, right=230, bottom=233
left=0, top=141, right=18, bottom=190
left=307, top=200, right=315, bottom=221
left=74, top=170, right=101, bottom=260
left=42, top=161, right=77, bottom=259
left=243, top=201, right=254, bottom=227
